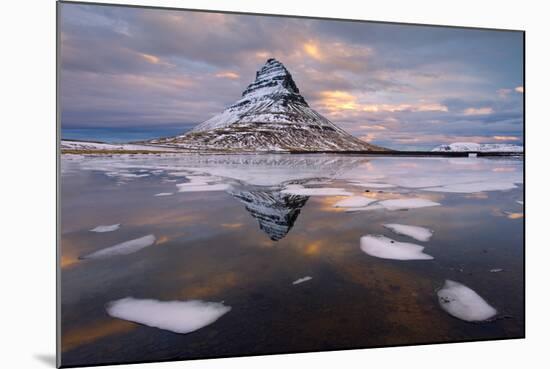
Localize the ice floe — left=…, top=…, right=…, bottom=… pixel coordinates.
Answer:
left=437, top=280, right=497, bottom=322
left=177, top=183, right=230, bottom=192
left=292, top=276, right=313, bottom=285
left=154, top=192, right=173, bottom=197
left=333, top=196, right=377, bottom=208
left=81, top=234, right=156, bottom=259
left=424, top=181, right=517, bottom=193
left=378, top=198, right=441, bottom=211
left=360, top=235, right=434, bottom=260
left=517, top=200, right=524, bottom=205
left=106, top=297, right=231, bottom=334
left=383, top=223, right=433, bottom=242
left=90, top=224, right=120, bottom=233
left=350, top=182, right=396, bottom=189
left=281, top=184, right=352, bottom=197
left=344, top=204, right=385, bottom=212
left=489, top=268, right=503, bottom=273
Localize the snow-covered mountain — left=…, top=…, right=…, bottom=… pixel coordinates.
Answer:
left=149, top=58, right=384, bottom=152
left=432, top=142, right=523, bottom=153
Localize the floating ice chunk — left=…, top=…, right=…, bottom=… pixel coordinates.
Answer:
left=489, top=268, right=503, bottom=273
left=517, top=200, right=524, bottom=205
left=350, top=182, right=396, bottom=189
left=360, top=235, right=434, bottom=260
left=334, top=196, right=377, bottom=208
left=424, top=181, right=517, bottom=193
left=383, top=223, right=433, bottom=242
left=437, top=280, right=497, bottom=322
left=379, top=198, right=441, bottom=211
left=292, top=276, right=313, bottom=285
left=81, top=234, right=156, bottom=259
left=90, top=224, right=120, bottom=233
left=154, top=192, right=173, bottom=197
left=281, top=184, right=352, bottom=196
left=344, top=204, right=385, bottom=212
left=177, top=183, right=230, bottom=192
left=106, top=297, right=231, bottom=334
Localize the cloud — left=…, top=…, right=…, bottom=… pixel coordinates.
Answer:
left=59, top=2, right=524, bottom=150
left=493, top=135, right=519, bottom=141
left=215, top=71, right=240, bottom=79
left=463, top=107, right=494, bottom=116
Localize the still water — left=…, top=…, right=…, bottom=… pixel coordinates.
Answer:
left=60, top=154, right=524, bottom=367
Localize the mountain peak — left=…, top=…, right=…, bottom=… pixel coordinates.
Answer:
left=241, top=58, right=302, bottom=100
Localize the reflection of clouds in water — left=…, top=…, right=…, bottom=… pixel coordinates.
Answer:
left=62, top=319, right=135, bottom=352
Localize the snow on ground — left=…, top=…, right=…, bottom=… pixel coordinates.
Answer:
left=437, top=280, right=497, bottom=322
left=360, top=235, right=434, bottom=260
left=81, top=234, right=156, bottom=259
left=292, top=276, right=313, bottom=285
left=90, top=224, right=120, bottom=233
left=281, top=184, right=352, bottom=197
left=378, top=198, right=441, bottom=211
left=106, top=297, right=231, bottom=334
left=432, top=142, right=523, bottom=152
left=333, top=196, right=377, bottom=208
left=383, top=224, right=433, bottom=242
left=154, top=192, right=173, bottom=197
left=61, top=140, right=175, bottom=152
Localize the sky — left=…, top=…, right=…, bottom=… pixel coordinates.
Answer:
left=59, top=3, right=524, bottom=150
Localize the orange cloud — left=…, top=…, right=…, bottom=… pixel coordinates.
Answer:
left=359, top=124, right=387, bottom=130
left=303, top=41, right=322, bottom=60
left=463, top=107, right=494, bottom=116
left=215, top=71, right=240, bottom=79
left=493, top=135, right=519, bottom=141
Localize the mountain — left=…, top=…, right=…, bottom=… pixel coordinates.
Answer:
left=149, top=58, right=385, bottom=152
left=432, top=142, right=524, bottom=153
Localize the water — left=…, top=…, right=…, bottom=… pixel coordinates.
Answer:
left=60, top=154, right=524, bottom=367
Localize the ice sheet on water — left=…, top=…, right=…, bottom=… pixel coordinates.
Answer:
left=81, top=234, right=156, bottom=259
left=292, top=276, right=313, bottom=285
left=378, top=198, right=441, bottom=211
left=437, top=280, right=497, bottom=322
left=154, top=192, right=173, bottom=196
left=383, top=223, right=433, bottom=242
left=106, top=297, right=231, bottom=334
left=360, top=235, right=434, bottom=260
left=177, top=183, right=230, bottom=192
left=350, top=182, right=396, bottom=189
left=90, top=224, right=120, bottom=233
left=334, top=196, right=377, bottom=208
left=517, top=200, right=524, bottom=205
left=344, top=204, right=385, bottom=212
left=281, top=184, right=352, bottom=197
left=424, top=181, right=517, bottom=193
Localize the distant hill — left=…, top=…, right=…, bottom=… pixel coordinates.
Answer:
left=432, top=142, right=523, bottom=153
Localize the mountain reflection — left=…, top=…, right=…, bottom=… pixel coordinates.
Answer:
left=229, top=187, right=309, bottom=241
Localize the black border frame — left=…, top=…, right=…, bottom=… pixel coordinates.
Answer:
left=56, top=1, right=526, bottom=368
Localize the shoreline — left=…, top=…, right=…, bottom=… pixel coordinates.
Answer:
left=61, top=149, right=524, bottom=157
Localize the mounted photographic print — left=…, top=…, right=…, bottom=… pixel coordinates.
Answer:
left=57, top=1, right=525, bottom=367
